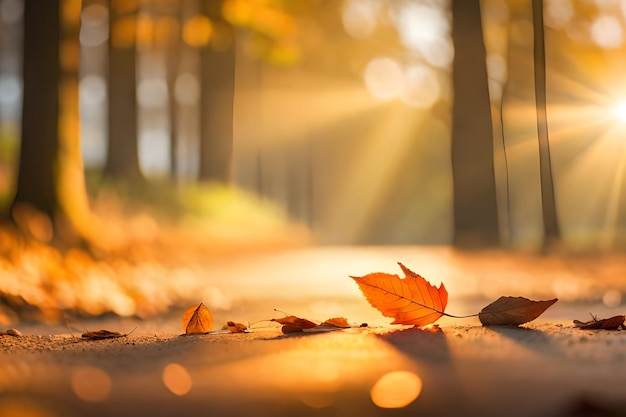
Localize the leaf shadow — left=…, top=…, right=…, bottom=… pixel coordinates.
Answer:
left=376, top=326, right=452, bottom=363
left=484, top=325, right=563, bottom=357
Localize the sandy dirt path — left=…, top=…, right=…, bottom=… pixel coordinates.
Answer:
left=2, top=246, right=626, bottom=416
left=2, top=320, right=626, bottom=417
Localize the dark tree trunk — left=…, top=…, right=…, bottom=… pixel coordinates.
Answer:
left=198, top=1, right=235, bottom=183
left=531, top=0, right=560, bottom=248
left=13, top=0, right=91, bottom=244
left=450, top=0, right=500, bottom=247
left=104, top=0, right=143, bottom=181
left=13, top=0, right=61, bottom=218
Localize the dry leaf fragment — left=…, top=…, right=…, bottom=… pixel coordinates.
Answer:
left=322, top=317, right=350, bottom=328
left=351, top=262, right=448, bottom=327
left=479, top=296, right=558, bottom=326
left=303, top=317, right=353, bottom=333
left=82, top=329, right=124, bottom=340
left=0, top=328, right=22, bottom=337
left=272, top=315, right=317, bottom=331
left=574, top=315, right=625, bottom=330
left=226, top=321, right=248, bottom=333
left=182, top=303, right=213, bottom=335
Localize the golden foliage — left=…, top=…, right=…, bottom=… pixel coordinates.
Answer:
left=182, top=303, right=213, bottom=334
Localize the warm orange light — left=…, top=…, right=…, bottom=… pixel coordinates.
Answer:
left=162, top=363, right=193, bottom=396
left=136, top=15, right=154, bottom=47
left=182, top=15, right=213, bottom=47
left=71, top=366, right=112, bottom=402
left=613, top=101, right=626, bottom=122
left=370, top=370, right=423, bottom=408
left=111, top=17, right=137, bottom=48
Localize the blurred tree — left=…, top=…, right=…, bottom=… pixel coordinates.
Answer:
left=161, top=0, right=182, bottom=181
left=12, top=0, right=93, bottom=244
left=104, top=0, right=143, bottom=182
left=532, top=0, right=560, bottom=248
left=450, top=0, right=500, bottom=246
left=197, top=0, right=235, bottom=183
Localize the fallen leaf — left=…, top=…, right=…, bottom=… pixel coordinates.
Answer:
left=82, top=329, right=124, bottom=340
left=321, top=317, right=350, bottom=328
left=226, top=321, right=248, bottom=333
left=182, top=303, right=213, bottom=335
left=574, top=314, right=625, bottom=330
left=479, top=296, right=558, bottom=326
left=351, top=262, right=448, bottom=327
left=272, top=315, right=317, bottom=331
left=303, top=317, right=353, bottom=333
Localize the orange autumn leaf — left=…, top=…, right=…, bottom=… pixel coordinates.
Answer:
left=182, top=303, right=213, bottom=334
left=351, top=262, right=448, bottom=327
left=322, top=317, right=350, bottom=328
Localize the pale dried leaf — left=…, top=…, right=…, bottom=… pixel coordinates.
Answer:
left=226, top=321, right=248, bottom=333
left=351, top=262, right=448, bottom=327
left=182, top=303, right=213, bottom=334
left=479, top=296, right=558, bottom=326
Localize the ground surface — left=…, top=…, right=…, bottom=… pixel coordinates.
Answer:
left=2, top=246, right=626, bottom=417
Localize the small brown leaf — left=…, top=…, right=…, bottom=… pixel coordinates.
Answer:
left=182, top=303, right=213, bottom=335
left=226, top=321, right=248, bottom=333
left=479, top=296, right=558, bottom=326
left=272, top=315, right=317, bottom=330
left=82, top=329, right=124, bottom=340
left=574, top=315, right=625, bottom=330
left=281, top=324, right=305, bottom=334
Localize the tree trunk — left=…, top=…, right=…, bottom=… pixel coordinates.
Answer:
left=164, top=0, right=182, bottom=181
left=13, top=0, right=92, bottom=244
left=104, top=0, right=143, bottom=182
left=450, top=0, right=500, bottom=247
left=13, top=0, right=60, bottom=220
left=198, top=1, right=235, bottom=183
left=531, top=0, right=560, bottom=249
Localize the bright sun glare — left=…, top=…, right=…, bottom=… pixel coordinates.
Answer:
left=613, top=100, right=626, bottom=122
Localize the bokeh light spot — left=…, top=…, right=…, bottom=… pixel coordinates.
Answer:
left=364, top=57, right=404, bottom=101
left=591, top=15, right=623, bottom=49
left=401, top=65, right=440, bottom=109
left=183, top=15, right=213, bottom=47
left=80, top=4, right=109, bottom=47
left=71, top=366, right=112, bottom=402
left=603, top=289, right=622, bottom=307
left=174, top=73, right=200, bottom=106
left=370, top=370, right=422, bottom=409
left=163, top=363, right=193, bottom=396
left=545, top=0, right=573, bottom=29
left=342, top=0, right=380, bottom=40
